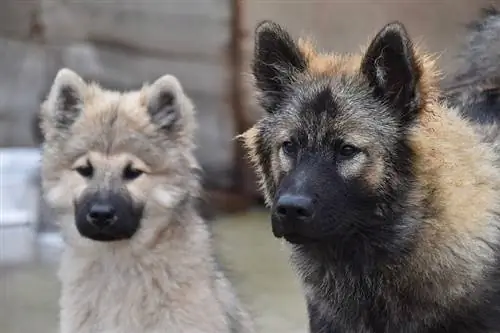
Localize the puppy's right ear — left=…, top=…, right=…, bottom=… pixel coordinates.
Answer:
left=40, top=68, right=86, bottom=138
left=252, top=21, right=307, bottom=113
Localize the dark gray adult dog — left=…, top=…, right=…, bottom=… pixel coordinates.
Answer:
left=241, top=18, right=500, bottom=333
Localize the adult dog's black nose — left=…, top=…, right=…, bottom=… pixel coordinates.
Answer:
left=272, top=195, right=314, bottom=238
left=86, top=203, right=117, bottom=228
left=275, top=195, right=314, bottom=222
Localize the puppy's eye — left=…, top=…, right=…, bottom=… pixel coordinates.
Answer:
left=123, top=164, right=144, bottom=181
left=282, top=140, right=298, bottom=156
left=339, top=144, right=358, bottom=158
left=75, top=162, right=94, bottom=178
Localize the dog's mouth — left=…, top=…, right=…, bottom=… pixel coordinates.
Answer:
left=73, top=194, right=143, bottom=243
left=271, top=216, right=321, bottom=244
left=281, top=232, right=320, bottom=244
left=75, top=213, right=140, bottom=242
left=83, top=229, right=135, bottom=242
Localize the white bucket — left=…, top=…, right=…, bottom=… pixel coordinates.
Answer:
left=0, top=148, right=41, bottom=264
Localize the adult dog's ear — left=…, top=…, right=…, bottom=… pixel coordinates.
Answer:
left=252, top=20, right=308, bottom=113
left=361, top=21, right=422, bottom=125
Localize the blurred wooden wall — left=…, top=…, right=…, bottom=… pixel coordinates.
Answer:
left=0, top=0, right=257, bottom=216
left=3, top=1, right=500, bottom=216
left=242, top=0, right=500, bottom=75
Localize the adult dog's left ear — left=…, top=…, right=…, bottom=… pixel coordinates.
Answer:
left=361, top=21, right=422, bottom=125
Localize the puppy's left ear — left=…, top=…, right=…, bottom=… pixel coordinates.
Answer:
left=361, top=21, right=422, bottom=125
left=147, top=75, right=193, bottom=132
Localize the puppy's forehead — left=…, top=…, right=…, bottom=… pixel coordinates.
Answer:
left=79, top=151, right=151, bottom=171
left=63, top=91, right=168, bottom=167
left=84, top=90, right=149, bottom=124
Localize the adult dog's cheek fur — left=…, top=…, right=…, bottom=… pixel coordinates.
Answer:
left=239, top=126, right=277, bottom=206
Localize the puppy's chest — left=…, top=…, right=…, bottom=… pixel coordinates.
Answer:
left=61, top=263, right=223, bottom=333
left=67, top=271, right=174, bottom=329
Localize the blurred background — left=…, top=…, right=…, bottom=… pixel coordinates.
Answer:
left=1, top=1, right=498, bottom=332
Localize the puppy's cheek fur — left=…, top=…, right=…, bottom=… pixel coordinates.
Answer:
left=44, top=172, right=87, bottom=211
left=125, top=179, right=148, bottom=203
left=151, top=186, right=185, bottom=209
left=126, top=176, right=176, bottom=212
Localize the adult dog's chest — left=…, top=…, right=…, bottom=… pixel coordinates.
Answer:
left=303, top=270, right=424, bottom=333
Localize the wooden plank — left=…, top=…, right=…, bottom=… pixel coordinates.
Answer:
left=244, top=0, right=497, bottom=75
left=0, top=0, right=42, bottom=40
left=190, top=93, right=235, bottom=189
left=0, top=39, right=57, bottom=147
left=41, top=0, right=231, bottom=58
left=59, top=42, right=230, bottom=97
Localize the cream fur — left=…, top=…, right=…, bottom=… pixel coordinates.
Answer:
left=40, top=68, right=255, bottom=333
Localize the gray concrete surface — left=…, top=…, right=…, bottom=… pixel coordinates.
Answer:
left=0, top=210, right=308, bottom=333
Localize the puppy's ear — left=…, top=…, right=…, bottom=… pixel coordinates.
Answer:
left=252, top=20, right=308, bottom=113
left=147, top=74, right=193, bottom=132
left=41, top=68, right=86, bottom=138
left=361, top=21, right=422, bottom=125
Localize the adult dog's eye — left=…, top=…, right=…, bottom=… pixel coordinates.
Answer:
left=75, top=162, right=94, bottom=178
left=123, top=164, right=144, bottom=181
left=339, top=144, right=358, bottom=158
left=282, top=140, right=298, bottom=156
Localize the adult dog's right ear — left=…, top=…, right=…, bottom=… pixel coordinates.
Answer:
left=252, top=20, right=308, bottom=113
left=360, top=21, right=422, bottom=125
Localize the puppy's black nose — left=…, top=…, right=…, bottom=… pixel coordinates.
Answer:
left=275, top=194, right=314, bottom=222
left=87, top=203, right=116, bottom=228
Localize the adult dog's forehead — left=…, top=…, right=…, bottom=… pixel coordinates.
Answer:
left=278, top=79, right=396, bottom=143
